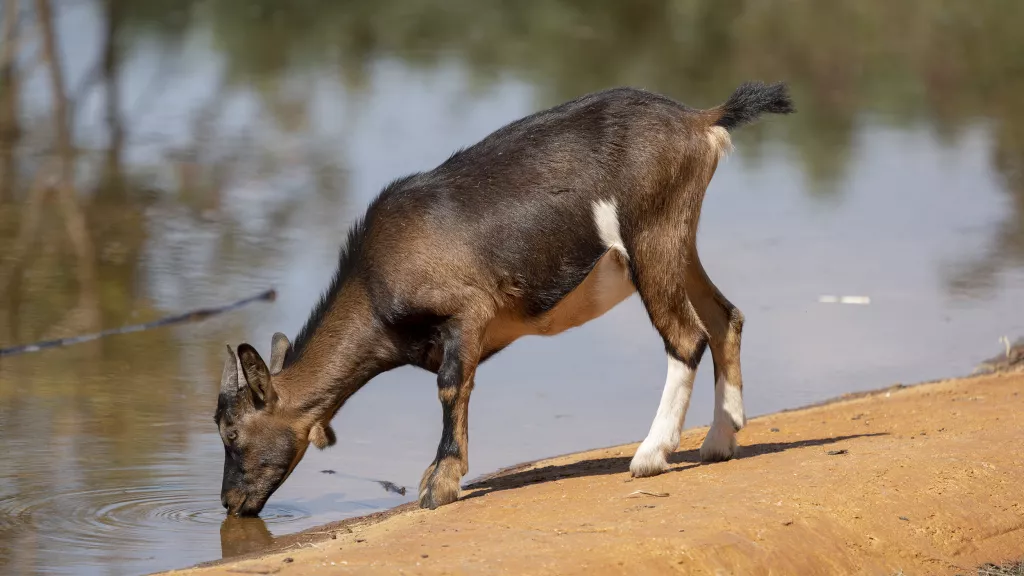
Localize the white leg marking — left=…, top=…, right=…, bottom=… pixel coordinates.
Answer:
left=722, top=380, right=746, bottom=430
left=700, top=375, right=745, bottom=462
left=630, top=355, right=695, bottom=477
left=707, top=126, right=734, bottom=161
left=592, top=199, right=628, bottom=259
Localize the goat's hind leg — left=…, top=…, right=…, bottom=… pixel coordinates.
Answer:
left=628, top=235, right=709, bottom=478
left=686, top=257, right=746, bottom=462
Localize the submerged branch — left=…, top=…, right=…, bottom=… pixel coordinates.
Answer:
left=0, top=288, right=277, bottom=357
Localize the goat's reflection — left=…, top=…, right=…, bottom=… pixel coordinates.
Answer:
left=220, top=515, right=275, bottom=559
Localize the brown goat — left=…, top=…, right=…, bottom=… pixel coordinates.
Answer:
left=214, top=82, right=795, bottom=515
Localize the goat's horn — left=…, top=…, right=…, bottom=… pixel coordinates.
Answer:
left=220, top=344, right=239, bottom=394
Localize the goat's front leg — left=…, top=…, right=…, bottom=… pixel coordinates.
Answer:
left=419, top=322, right=481, bottom=509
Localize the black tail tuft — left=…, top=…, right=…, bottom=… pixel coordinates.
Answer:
left=713, top=81, right=795, bottom=131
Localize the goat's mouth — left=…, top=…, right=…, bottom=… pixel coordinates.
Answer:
left=230, top=506, right=264, bottom=518
left=232, top=506, right=262, bottom=518
left=223, top=461, right=297, bottom=517
left=225, top=493, right=265, bottom=518
left=228, top=486, right=284, bottom=517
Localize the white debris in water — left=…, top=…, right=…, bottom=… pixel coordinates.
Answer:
left=818, top=295, right=871, bottom=305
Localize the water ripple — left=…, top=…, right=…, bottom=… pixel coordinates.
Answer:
left=0, top=484, right=309, bottom=552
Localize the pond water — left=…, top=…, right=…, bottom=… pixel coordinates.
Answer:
left=1, top=0, right=1023, bottom=574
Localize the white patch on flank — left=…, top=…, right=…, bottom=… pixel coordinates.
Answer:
left=707, top=126, right=734, bottom=161
left=700, top=376, right=744, bottom=461
left=481, top=248, right=635, bottom=350
left=479, top=199, right=636, bottom=353
left=479, top=198, right=637, bottom=357
left=592, top=199, right=628, bottom=259
left=630, top=355, right=696, bottom=477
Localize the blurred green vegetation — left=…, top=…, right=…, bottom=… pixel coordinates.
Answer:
left=134, top=0, right=1024, bottom=285
left=111, top=0, right=1024, bottom=195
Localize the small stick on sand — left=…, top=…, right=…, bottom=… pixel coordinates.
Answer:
left=625, top=490, right=670, bottom=498
left=0, top=288, right=276, bottom=357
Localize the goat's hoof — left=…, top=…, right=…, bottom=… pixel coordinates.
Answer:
left=418, top=463, right=461, bottom=510
left=418, top=480, right=460, bottom=510
left=699, top=424, right=738, bottom=462
left=629, top=444, right=669, bottom=478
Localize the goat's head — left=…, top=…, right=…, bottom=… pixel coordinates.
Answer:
left=214, top=333, right=336, bottom=517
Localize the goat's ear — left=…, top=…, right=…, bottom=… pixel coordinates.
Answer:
left=237, top=343, right=276, bottom=409
left=269, top=332, right=291, bottom=375
left=308, top=423, right=336, bottom=450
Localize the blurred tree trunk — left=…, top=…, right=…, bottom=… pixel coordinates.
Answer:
left=100, top=0, right=124, bottom=200
left=35, top=0, right=70, bottom=155
left=35, top=0, right=101, bottom=338
left=0, top=0, right=21, bottom=201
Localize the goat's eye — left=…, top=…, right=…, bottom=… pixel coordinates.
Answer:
left=227, top=431, right=237, bottom=442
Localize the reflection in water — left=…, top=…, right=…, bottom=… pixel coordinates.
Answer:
left=0, top=0, right=1023, bottom=574
left=220, top=516, right=275, bottom=559
left=944, top=118, right=1024, bottom=297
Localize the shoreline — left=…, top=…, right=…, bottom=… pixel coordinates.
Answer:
left=164, top=364, right=1024, bottom=575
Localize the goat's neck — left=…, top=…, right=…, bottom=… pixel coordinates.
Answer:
left=277, top=284, right=394, bottom=424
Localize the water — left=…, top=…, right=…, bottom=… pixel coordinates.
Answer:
left=1, top=0, right=1023, bottom=573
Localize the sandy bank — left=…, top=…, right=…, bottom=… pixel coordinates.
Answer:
left=164, top=370, right=1024, bottom=575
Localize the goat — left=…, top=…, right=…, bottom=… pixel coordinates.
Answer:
left=214, top=81, right=795, bottom=515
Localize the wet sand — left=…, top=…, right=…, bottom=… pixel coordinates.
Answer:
left=162, top=369, right=1024, bottom=575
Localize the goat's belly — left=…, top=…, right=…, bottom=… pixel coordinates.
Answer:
left=482, top=250, right=635, bottom=353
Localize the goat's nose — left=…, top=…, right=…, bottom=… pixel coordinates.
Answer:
left=222, top=496, right=230, bottom=509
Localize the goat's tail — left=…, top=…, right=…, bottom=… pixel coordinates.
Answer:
left=710, top=81, right=795, bottom=131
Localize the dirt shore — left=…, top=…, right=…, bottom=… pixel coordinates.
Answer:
left=164, top=370, right=1024, bottom=576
